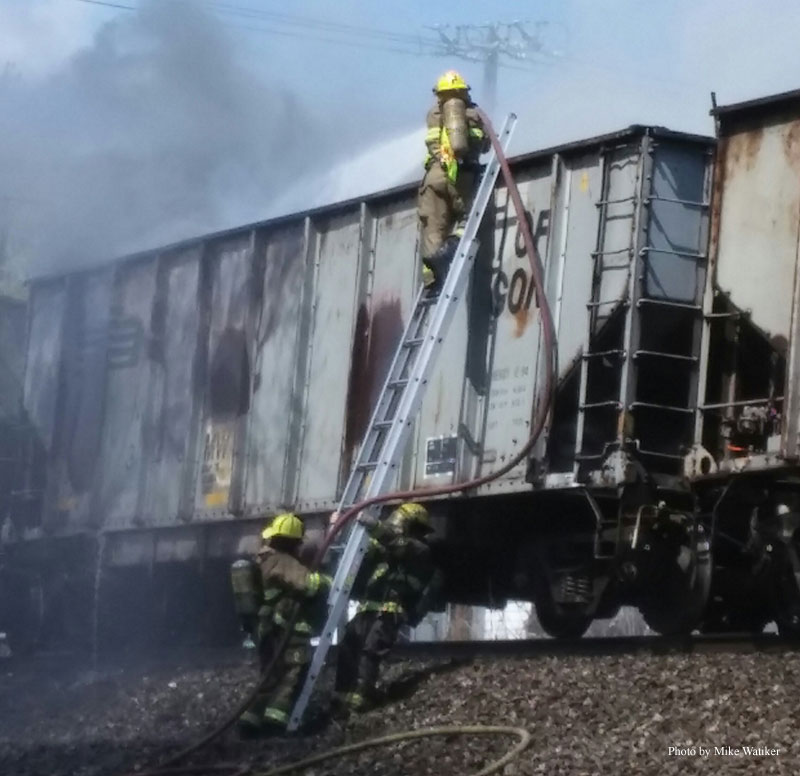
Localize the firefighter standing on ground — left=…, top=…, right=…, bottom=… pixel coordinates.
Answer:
left=238, top=513, right=331, bottom=737
left=334, top=502, right=442, bottom=713
left=419, top=70, right=489, bottom=291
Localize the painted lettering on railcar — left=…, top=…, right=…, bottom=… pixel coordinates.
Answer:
left=492, top=208, right=550, bottom=316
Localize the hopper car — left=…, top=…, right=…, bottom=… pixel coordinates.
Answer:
left=5, top=89, right=800, bottom=650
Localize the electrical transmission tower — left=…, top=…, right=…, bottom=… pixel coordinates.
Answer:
left=430, top=22, right=555, bottom=112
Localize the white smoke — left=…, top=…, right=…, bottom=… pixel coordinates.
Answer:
left=271, top=126, right=423, bottom=216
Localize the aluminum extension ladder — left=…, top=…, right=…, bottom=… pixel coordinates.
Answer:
left=287, top=113, right=517, bottom=731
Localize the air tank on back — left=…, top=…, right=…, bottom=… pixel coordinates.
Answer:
left=230, top=559, right=262, bottom=639
left=442, top=97, right=468, bottom=156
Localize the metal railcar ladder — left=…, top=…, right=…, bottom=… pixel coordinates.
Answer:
left=573, top=138, right=647, bottom=559
left=287, top=113, right=517, bottom=731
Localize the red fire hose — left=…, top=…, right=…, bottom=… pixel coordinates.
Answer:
left=133, top=108, right=557, bottom=775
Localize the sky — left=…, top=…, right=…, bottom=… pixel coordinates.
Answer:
left=2, top=0, right=800, bottom=276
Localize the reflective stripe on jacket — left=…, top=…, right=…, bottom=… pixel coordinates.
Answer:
left=357, top=523, right=436, bottom=617
left=258, top=547, right=331, bottom=641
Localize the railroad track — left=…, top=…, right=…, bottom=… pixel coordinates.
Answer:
left=391, top=633, right=800, bottom=661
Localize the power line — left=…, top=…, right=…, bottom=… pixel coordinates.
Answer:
left=74, top=0, right=136, bottom=9
left=69, top=0, right=441, bottom=55
left=204, top=2, right=441, bottom=48
left=228, top=22, right=433, bottom=58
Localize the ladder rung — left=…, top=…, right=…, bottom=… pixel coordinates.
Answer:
left=592, top=248, right=632, bottom=258
left=586, top=299, right=628, bottom=309
left=638, top=448, right=684, bottom=460
left=637, top=298, right=701, bottom=311
left=582, top=349, right=624, bottom=359
left=633, top=350, right=697, bottom=362
left=579, top=401, right=621, bottom=410
left=639, top=247, right=706, bottom=260
left=645, top=195, right=710, bottom=208
left=387, top=379, right=409, bottom=390
left=372, top=420, right=393, bottom=431
left=630, top=401, right=693, bottom=414
left=403, top=337, right=425, bottom=349
left=704, top=311, right=744, bottom=319
left=574, top=451, right=606, bottom=461
left=357, top=461, right=380, bottom=471
left=595, top=196, right=636, bottom=207
left=699, top=397, right=782, bottom=412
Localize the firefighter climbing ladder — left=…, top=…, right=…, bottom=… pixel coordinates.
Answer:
left=287, top=113, right=517, bottom=731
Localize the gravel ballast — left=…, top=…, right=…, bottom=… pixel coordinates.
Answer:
left=0, top=648, right=798, bottom=775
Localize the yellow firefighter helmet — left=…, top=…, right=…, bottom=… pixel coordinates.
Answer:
left=262, top=512, right=304, bottom=541
left=434, top=70, right=469, bottom=94
left=388, top=502, right=433, bottom=533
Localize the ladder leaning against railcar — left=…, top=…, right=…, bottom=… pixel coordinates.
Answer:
left=287, top=113, right=518, bottom=732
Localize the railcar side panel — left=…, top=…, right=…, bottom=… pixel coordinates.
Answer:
left=295, top=213, right=362, bottom=511
left=97, top=260, right=158, bottom=529
left=471, top=166, right=554, bottom=491
left=140, top=248, right=203, bottom=526
left=23, top=281, right=67, bottom=455
left=705, top=96, right=800, bottom=465
left=715, top=121, right=800, bottom=343
left=243, top=224, right=306, bottom=512
left=194, top=235, right=254, bottom=517
left=351, top=201, right=419, bottom=494
left=49, top=269, right=113, bottom=532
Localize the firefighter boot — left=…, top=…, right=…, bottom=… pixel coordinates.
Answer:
left=425, top=235, right=459, bottom=294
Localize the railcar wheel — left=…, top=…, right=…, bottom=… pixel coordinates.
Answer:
left=764, top=504, right=800, bottom=640
left=700, top=609, right=768, bottom=635
left=534, top=594, right=592, bottom=639
left=700, top=569, right=769, bottom=635
left=773, top=570, right=800, bottom=640
left=639, top=524, right=711, bottom=636
left=776, top=608, right=800, bottom=639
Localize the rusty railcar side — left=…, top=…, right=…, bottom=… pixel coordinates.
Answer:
left=689, top=89, right=800, bottom=636
left=14, top=126, right=710, bottom=544
left=695, top=89, right=800, bottom=470
left=8, top=125, right=728, bottom=649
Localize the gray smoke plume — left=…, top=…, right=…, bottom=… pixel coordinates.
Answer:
left=0, top=1, right=336, bottom=277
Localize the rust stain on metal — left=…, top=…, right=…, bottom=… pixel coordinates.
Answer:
left=783, top=123, right=800, bottom=240
left=343, top=303, right=370, bottom=464
left=725, top=129, right=763, bottom=176
left=513, top=306, right=530, bottom=337
left=343, top=296, right=404, bottom=466
left=782, top=121, right=800, bottom=169
left=707, top=137, right=729, bottom=279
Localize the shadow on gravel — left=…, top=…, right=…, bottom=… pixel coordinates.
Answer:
left=378, top=658, right=468, bottom=705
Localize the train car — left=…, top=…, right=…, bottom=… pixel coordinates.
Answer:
left=689, top=88, right=800, bottom=636
left=4, top=122, right=720, bottom=650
